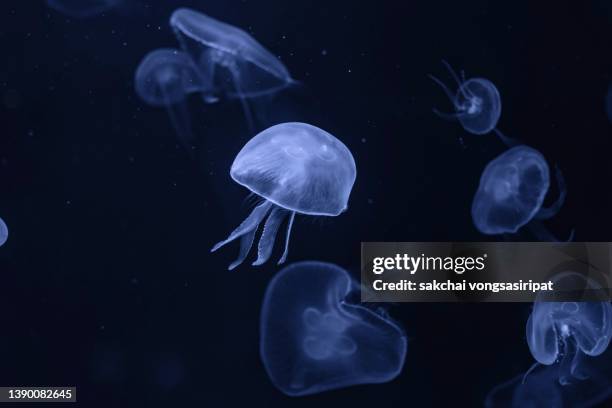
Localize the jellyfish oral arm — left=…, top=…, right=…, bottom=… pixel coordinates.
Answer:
left=429, top=60, right=472, bottom=99
left=164, top=98, right=196, bottom=153
left=428, top=74, right=456, bottom=105
left=227, top=64, right=255, bottom=133
left=212, top=200, right=297, bottom=269
left=493, top=129, right=520, bottom=147
left=253, top=207, right=289, bottom=266
left=535, top=166, right=567, bottom=220
left=211, top=200, right=273, bottom=269
left=277, top=211, right=295, bottom=265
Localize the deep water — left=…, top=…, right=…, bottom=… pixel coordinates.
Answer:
left=1, top=0, right=612, bottom=406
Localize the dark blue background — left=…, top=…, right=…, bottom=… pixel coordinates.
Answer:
left=1, top=0, right=612, bottom=406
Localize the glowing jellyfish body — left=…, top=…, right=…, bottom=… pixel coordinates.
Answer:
left=211, top=123, right=356, bottom=269
left=170, top=8, right=294, bottom=130
left=135, top=48, right=203, bottom=151
left=527, top=273, right=612, bottom=381
left=485, top=359, right=612, bottom=408
left=0, top=217, right=7, bottom=247
left=471, top=145, right=567, bottom=239
left=528, top=301, right=612, bottom=368
left=430, top=61, right=515, bottom=145
left=46, top=0, right=119, bottom=18
left=260, top=261, right=407, bottom=396
left=486, top=273, right=612, bottom=407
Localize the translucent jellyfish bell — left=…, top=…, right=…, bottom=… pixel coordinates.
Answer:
left=0, top=217, right=8, bottom=247
left=134, top=48, right=203, bottom=152
left=211, top=123, right=356, bottom=269
left=260, top=261, right=407, bottom=396
left=430, top=60, right=515, bottom=145
left=170, top=8, right=295, bottom=131
left=526, top=273, right=612, bottom=379
left=485, top=273, right=612, bottom=408
left=471, top=145, right=568, bottom=240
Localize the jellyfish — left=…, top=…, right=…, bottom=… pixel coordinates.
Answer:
left=135, top=48, right=203, bottom=153
left=485, top=273, right=612, bottom=407
left=46, top=0, right=120, bottom=18
left=485, top=355, right=612, bottom=408
left=170, top=8, right=295, bottom=132
left=211, top=123, right=356, bottom=269
left=0, top=217, right=7, bottom=247
left=526, top=273, right=612, bottom=384
left=429, top=60, right=515, bottom=146
left=471, top=145, right=568, bottom=240
left=260, top=261, right=407, bottom=396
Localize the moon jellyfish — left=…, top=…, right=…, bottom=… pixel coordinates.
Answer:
left=485, top=273, right=612, bottom=408
left=0, top=217, right=7, bottom=247
left=170, top=8, right=294, bottom=132
left=471, top=145, right=568, bottom=240
left=260, top=261, right=407, bottom=396
left=429, top=60, right=515, bottom=145
left=211, top=123, right=356, bottom=270
left=526, top=273, right=612, bottom=383
left=46, top=0, right=119, bottom=18
left=485, top=355, right=612, bottom=408
left=135, top=48, right=203, bottom=152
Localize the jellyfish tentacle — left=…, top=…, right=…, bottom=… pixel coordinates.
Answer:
left=536, top=166, right=567, bottom=220
left=277, top=211, right=295, bottom=265
left=521, top=361, right=541, bottom=384
left=160, top=82, right=197, bottom=155
left=528, top=220, right=574, bottom=242
left=441, top=59, right=472, bottom=100
left=211, top=200, right=273, bottom=253
left=493, top=129, right=520, bottom=147
left=228, top=228, right=258, bottom=271
left=528, top=221, right=562, bottom=242
left=165, top=101, right=196, bottom=153
left=253, top=206, right=288, bottom=266
left=569, top=349, right=590, bottom=381
left=432, top=107, right=465, bottom=121
left=428, top=74, right=456, bottom=104
left=228, top=63, right=255, bottom=133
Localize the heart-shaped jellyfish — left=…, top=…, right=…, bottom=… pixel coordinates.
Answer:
left=211, top=122, right=356, bottom=269
left=471, top=145, right=569, bottom=241
left=134, top=48, right=203, bottom=152
left=0, top=217, right=7, bottom=247
left=260, top=261, right=407, bottom=396
left=429, top=60, right=516, bottom=146
left=170, top=8, right=295, bottom=132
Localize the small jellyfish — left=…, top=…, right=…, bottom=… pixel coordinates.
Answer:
left=0, top=217, right=7, bottom=247
left=260, top=261, right=407, bottom=396
left=429, top=60, right=515, bottom=145
left=485, top=273, right=612, bottom=408
left=170, top=8, right=295, bottom=131
left=211, top=123, right=356, bottom=269
left=526, top=273, right=612, bottom=384
left=135, top=48, right=203, bottom=152
left=471, top=145, right=568, bottom=240
left=46, top=0, right=120, bottom=18
left=485, top=356, right=612, bottom=408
